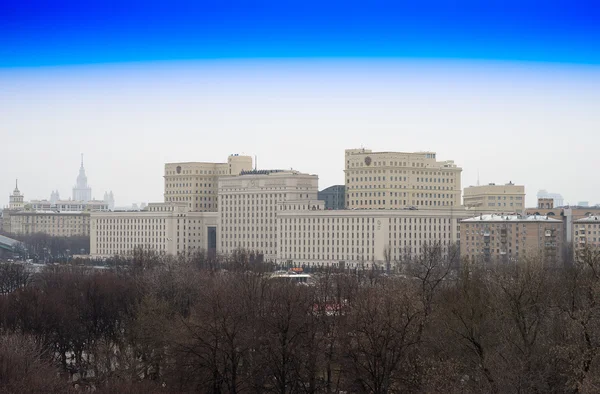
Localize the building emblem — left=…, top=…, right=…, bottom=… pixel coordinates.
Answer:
left=364, top=156, right=372, bottom=166
left=176, top=166, right=182, bottom=174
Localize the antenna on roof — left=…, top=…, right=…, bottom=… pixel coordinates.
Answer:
left=254, top=155, right=257, bottom=171
left=477, top=168, right=480, bottom=186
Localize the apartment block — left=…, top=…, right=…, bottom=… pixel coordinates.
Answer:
left=573, top=216, right=600, bottom=256
left=164, top=154, right=252, bottom=212
left=461, top=214, right=563, bottom=264
left=344, top=148, right=461, bottom=210
left=463, top=182, right=525, bottom=213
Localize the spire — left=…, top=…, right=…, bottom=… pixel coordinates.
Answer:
left=81, top=153, right=84, bottom=168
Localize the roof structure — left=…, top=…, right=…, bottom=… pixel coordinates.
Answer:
left=575, top=215, right=600, bottom=223
left=461, top=214, right=561, bottom=223
left=0, top=234, right=19, bottom=252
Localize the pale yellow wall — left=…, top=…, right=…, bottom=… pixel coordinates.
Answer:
left=218, top=171, right=319, bottom=261
left=164, top=155, right=252, bottom=212
left=90, top=202, right=218, bottom=258
left=277, top=208, right=467, bottom=268
left=344, top=148, right=462, bottom=210
left=463, top=184, right=525, bottom=212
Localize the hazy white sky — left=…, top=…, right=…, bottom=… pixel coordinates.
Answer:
left=1, top=59, right=599, bottom=208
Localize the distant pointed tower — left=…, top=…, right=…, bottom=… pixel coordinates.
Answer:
left=50, top=190, right=60, bottom=205
left=73, top=154, right=92, bottom=202
left=103, top=191, right=115, bottom=210
left=9, top=179, right=25, bottom=210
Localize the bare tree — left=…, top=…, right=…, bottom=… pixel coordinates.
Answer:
left=341, top=279, right=422, bottom=393
left=0, top=262, right=30, bottom=294
left=0, top=333, right=72, bottom=393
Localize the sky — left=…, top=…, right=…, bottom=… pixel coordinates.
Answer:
left=1, top=0, right=599, bottom=207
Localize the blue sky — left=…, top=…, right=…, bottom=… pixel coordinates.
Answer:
left=2, top=0, right=599, bottom=67
left=1, top=1, right=599, bottom=207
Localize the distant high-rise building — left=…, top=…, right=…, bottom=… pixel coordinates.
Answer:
left=103, top=191, right=115, bottom=210
left=318, top=185, right=345, bottom=210
left=50, top=190, right=60, bottom=205
left=8, top=180, right=24, bottom=210
left=537, top=190, right=564, bottom=207
left=73, top=154, right=92, bottom=202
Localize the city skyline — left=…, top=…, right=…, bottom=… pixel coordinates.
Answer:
left=2, top=1, right=599, bottom=208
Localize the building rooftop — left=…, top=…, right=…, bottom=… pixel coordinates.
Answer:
left=346, top=148, right=436, bottom=155
left=29, top=199, right=107, bottom=204
left=13, top=210, right=86, bottom=215
left=240, top=169, right=286, bottom=176
left=0, top=234, right=19, bottom=249
left=575, top=216, right=600, bottom=223
left=462, top=214, right=561, bottom=223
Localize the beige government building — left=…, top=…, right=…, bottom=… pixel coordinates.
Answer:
left=278, top=206, right=466, bottom=269
left=463, top=182, right=525, bottom=213
left=218, top=169, right=319, bottom=261
left=344, top=148, right=462, bottom=210
left=91, top=203, right=217, bottom=258
left=91, top=149, right=469, bottom=268
left=12, top=148, right=600, bottom=269
left=164, top=154, right=253, bottom=212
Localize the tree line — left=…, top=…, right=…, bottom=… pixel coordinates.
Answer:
left=0, top=231, right=90, bottom=261
left=2, top=245, right=600, bottom=393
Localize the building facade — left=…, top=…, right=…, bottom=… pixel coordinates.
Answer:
left=90, top=202, right=218, bottom=258
left=461, top=214, right=563, bottom=264
left=277, top=207, right=467, bottom=269
left=164, top=154, right=253, bottom=212
left=218, top=170, right=319, bottom=261
left=573, top=216, right=600, bottom=256
left=8, top=211, right=91, bottom=237
left=463, top=182, right=525, bottom=213
left=344, top=148, right=462, bottom=210
left=524, top=206, right=600, bottom=244
left=318, top=185, right=345, bottom=210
